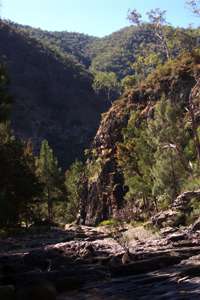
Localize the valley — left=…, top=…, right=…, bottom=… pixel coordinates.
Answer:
left=1, top=1, right=200, bottom=299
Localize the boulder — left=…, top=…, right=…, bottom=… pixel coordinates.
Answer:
left=151, top=210, right=185, bottom=228
left=160, top=227, right=177, bottom=236
left=172, top=190, right=200, bottom=211
left=167, top=232, right=187, bottom=242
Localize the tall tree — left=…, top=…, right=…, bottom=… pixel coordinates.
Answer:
left=65, top=160, right=85, bottom=222
left=117, top=111, right=156, bottom=216
left=146, top=8, right=170, bottom=60
left=186, top=0, right=200, bottom=16
left=128, top=8, right=170, bottom=60
left=92, top=71, right=121, bottom=102
left=0, top=66, right=41, bottom=227
left=0, top=128, right=41, bottom=227
left=186, top=1, right=200, bottom=164
left=127, top=9, right=142, bottom=25
left=149, top=99, right=188, bottom=203
left=37, top=140, right=62, bottom=222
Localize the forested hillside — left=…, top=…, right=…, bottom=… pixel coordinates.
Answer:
left=11, top=21, right=98, bottom=68
left=0, top=21, right=106, bottom=167
left=0, top=19, right=199, bottom=170
left=9, top=20, right=200, bottom=79
left=0, top=3, right=200, bottom=226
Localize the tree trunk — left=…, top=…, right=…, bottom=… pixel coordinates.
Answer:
left=47, top=187, right=53, bottom=222
left=155, top=31, right=170, bottom=60
left=169, top=150, right=179, bottom=200
left=153, top=196, right=158, bottom=212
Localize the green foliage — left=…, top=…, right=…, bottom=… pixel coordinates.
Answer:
left=150, top=99, right=189, bottom=201
left=65, top=160, right=85, bottom=223
left=36, top=140, right=63, bottom=222
left=2, top=18, right=200, bottom=229
left=121, top=75, right=137, bottom=90
left=5, top=20, right=200, bottom=98
left=12, top=22, right=97, bottom=67
left=117, top=111, right=155, bottom=216
left=0, top=66, right=42, bottom=228
left=117, top=94, right=194, bottom=216
left=87, top=158, right=102, bottom=182
left=0, top=21, right=103, bottom=169
left=91, top=25, right=199, bottom=82
left=133, top=50, right=162, bottom=82
left=99, top=219, right=119, bottom=226
left=92, top=71, right=121, bottom=102
left=185, top=196, right=200, bottom=224
left=0, top=128, right=42, bottom=227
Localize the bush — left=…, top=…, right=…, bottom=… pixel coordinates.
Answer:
left=98, top=219, right=119, bottom=226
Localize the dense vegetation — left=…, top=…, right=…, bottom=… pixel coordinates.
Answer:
left=77, top=51, right=200, bottom=225
left=117, top=57, right=198, bottom=219
left=1, top=1, right=200, bottom=228
left=0, top=21, right=105, bottom=169
left=7, top=20, right=200, bottom=98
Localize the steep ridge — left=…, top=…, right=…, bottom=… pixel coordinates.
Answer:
left=0, top=21, right=106, bottom=167
left=10, top=21, right=98, bottom=68
left=79, top=98, right=134, bottom=225
left=88, top=25, right=198, bottom=78
left=80, top=52, right=199, bottom=225
left=9, top=21, right=198, bottom=79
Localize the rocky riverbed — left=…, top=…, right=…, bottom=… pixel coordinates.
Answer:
left=1, top=223, right=200, bottom=299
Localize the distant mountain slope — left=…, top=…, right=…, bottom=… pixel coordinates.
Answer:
left=1, top=20, right=198, bottom=168
left=8, top=23, right=154, bottom=78
left=0, top=21, right=106, bottom=168
left=10, top=21, right=199, bottom=81
left=9, top=21, right=98, bottom=68
left=88, top=26, right=142, bottom=78
left=89, top=25, right=199, bottom=79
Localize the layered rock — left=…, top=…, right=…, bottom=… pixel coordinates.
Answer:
left=152, top=190, right=200, bottom=228
left=1, top=224, right=200, bottom=299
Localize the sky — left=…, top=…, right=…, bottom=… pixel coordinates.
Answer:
left=2, top=0, right=200, bottom=37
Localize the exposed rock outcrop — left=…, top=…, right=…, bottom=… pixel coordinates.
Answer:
left=79, top=98, right=134, bottom=225
left=173, top=190, right=200, bottom=211
left=152, top=190, right=200, bottom=228
left=1, top=224, right=200, bottom=299
left=79, top=53, right=197, bottom=225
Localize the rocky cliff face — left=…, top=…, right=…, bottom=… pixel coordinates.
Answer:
left=80, top=53, right=198, bottom=225
left=79, top=97, right=134, bottom=225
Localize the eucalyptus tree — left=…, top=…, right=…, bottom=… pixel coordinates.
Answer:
left=186, top=0, right=200, bottom=16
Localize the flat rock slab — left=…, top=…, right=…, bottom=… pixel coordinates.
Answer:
left=0, top=225, right=200, bottom=299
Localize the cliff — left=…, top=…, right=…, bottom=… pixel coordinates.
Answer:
left=80, top=52, right=199, bottom=225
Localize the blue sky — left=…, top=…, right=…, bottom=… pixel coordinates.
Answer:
left=2, top=0, right=199, bottom=37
